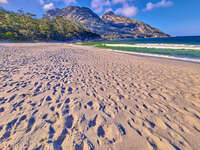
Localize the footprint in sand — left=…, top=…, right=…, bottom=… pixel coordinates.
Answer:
left=46, top=96, right=52, bottom=102
left=62, top=104, right=70, bottom=115
left=6, top=118, right=18, bottom=131
left=53, top=128, right=68, bottom=149
left=68, top=87, right=73, bottom=94
left=0, top=118, right=18, bottom=142
left=0, top=107, right=4, bottom=112
left=64, top=98, right=70, bottom=104
left=97, top=126, right=105, bottom=138
left=50, top=106, right=55, bottom=111
left=15, top=115, right=27, bottom=130
left=88, top=115, right=98, bottom=128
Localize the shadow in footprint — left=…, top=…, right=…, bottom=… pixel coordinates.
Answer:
left=26, top=117, right=35, bottom=133
left=0, top=131, right=10, bottom=142
left=118, top=124, right=126, bottom=135
left=15, top=115, right=26, bottom=129
left=64, top=98, right=70, bottom=104
left=147, top=139, right=158, bottom=150
left=143, top=104, right=148, bottom=109
left=75, top=143, right=83, bottom=150
left=0, top=107, right=4, bottom=112
left=88, top=115, right=97, bottom=128
left=49, top=125, right=55, bottom=139
left=145, top=119, right=155, bottom=128
left=0, top=125, right=3, bottom=132
left=42, top=114, right=48, bottom=120
left=61, top=87, right=66, bottom=95
left=97, top=126, right=105, bottom=137
left=62, top=105, right=69, bottom=115
left=12, top=100, right=24, bottom=112
left=33, top=84, right=42, bottom=96
left=33, top=145, right=43, bottom=150
left=8, top=94, right=17, bottom=102
left=171, top=144, right=181, bottom=150
left=53, top=128, right=68, bottom=150
left=87, top=140, right=95, bottom=150
left=193, top=126, right=200, bottom=133
left=6, top=118, right=18, bottom=131
left=135, top=129, right=142, bottom=136
left=87, top=101, right=93, bottom=107
left=65, top=115, right=74, bottom=128
left=118, top=95, right=124, bottom=100
left=46, top=96, right=52, bottom=102
left=50, top=106, right=55, bottom=112
left=0, top=97, right=7, bottom=104
left=68, top=87, right=73, bottom=94
left=32, top=109, right=38, bottom=116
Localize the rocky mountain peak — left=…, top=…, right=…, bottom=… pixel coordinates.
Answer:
left=101, top=11, right=138, bottom=24
left=45, top=6, right=169, bottom=39
left=103, top=11, right=115, bottom=16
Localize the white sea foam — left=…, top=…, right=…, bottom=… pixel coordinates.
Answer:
left=105, top=44, right=200, bottom=50
left=104, top=48, right=200, bottom=64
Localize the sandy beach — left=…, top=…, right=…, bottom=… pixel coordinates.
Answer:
left=0, top=43, right=200, bottom=150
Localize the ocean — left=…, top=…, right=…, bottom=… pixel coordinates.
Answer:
left=87, top=36, right=200, bottom=61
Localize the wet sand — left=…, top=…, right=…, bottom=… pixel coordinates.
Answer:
left=0, top=43, right=200, bottom=150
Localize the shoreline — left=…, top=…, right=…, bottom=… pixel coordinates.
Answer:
left=74, top=44, right=200, bottom=64
left=105, top=43, right=200, bottom=50
left=105, top=48, right=200, bottom=64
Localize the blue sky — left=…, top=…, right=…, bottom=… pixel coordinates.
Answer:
left=0, top=0, right=199, bottom=36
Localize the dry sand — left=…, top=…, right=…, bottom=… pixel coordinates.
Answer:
left=0, top=43, right=200, bottom=150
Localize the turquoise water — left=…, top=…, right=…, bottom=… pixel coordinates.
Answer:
left=106, top=36, right=200, bottom=45
left=81, top=36, right=200, bottom=60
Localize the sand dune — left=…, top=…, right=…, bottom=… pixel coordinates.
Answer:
left=0, top=43, right=200, bottom=150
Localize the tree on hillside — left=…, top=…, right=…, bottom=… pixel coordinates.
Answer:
left=0, top=8, right=100, bottom=41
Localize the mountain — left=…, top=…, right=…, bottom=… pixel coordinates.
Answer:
left=101, top=11, right=169, bottom=38
left=0, top=7, right=100, bottom=41
left=44, top=6, right=111, bottom=36
left=45, top=6, right=169, bottom=39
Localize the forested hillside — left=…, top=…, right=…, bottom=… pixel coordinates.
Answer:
left=0, top=8, right=100, bottom=41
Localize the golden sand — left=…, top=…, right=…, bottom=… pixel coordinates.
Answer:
left=0, top=43, right=200, bottom=150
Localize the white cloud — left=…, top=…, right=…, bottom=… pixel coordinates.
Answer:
left=38, top=0, right=44, bottom=5
left=0, top=0, right=7, bottom=4
left=112, top=0, right=134, bottom=4
left=112, top=0, right=126, bottom=4
left=91, top=0, right=111, bottom=13
left=64, top=0, right=76, bottom=5
left=52, top=0, right=76, bottom=5
left=43, top=3, right=54, bottom=10
left=115, top=3, right=138, bottom=17
left=144, top=0, right=173, bottom=11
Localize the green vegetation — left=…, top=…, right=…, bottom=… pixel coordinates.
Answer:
left=0, top=8, right=99, bottom=41
left=79, top=42, right=200, bottom=59
left=80, top=41, right=137, bottom=46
